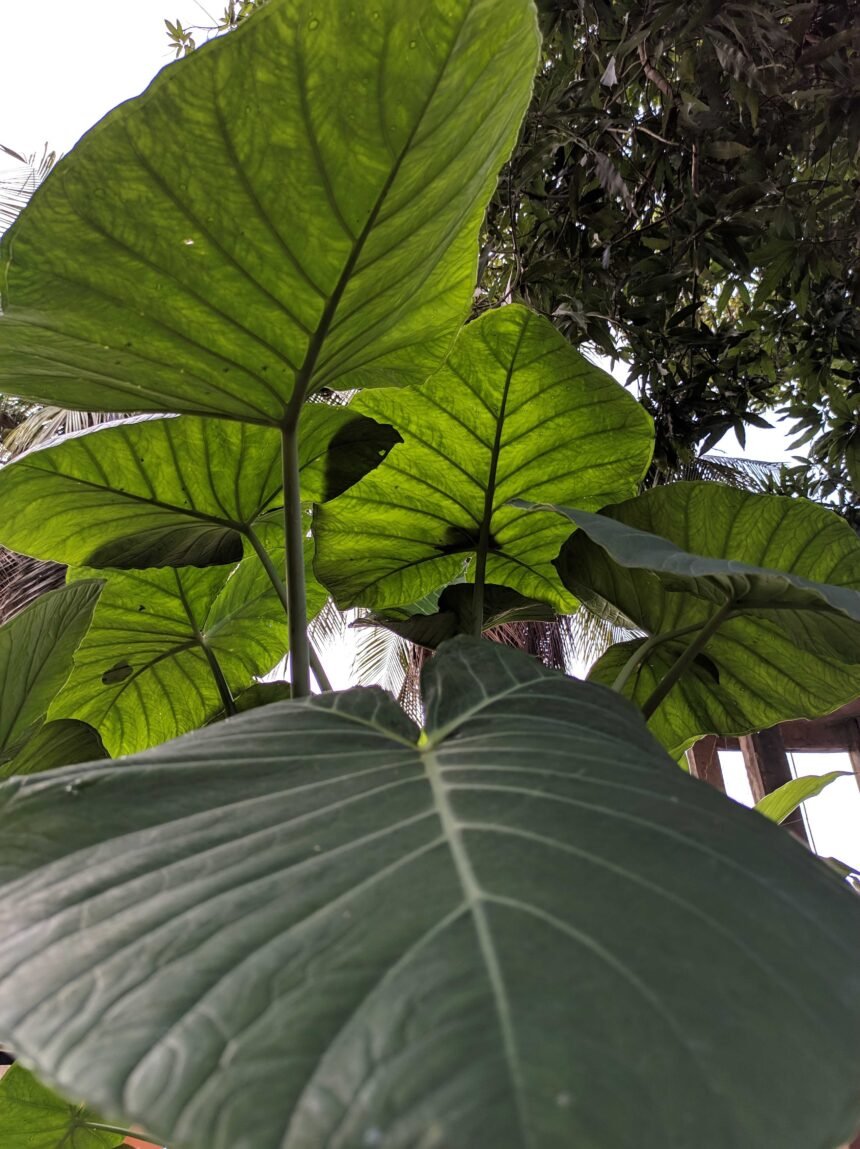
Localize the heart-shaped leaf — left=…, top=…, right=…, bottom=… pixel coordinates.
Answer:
left=353, top=582, right=556, bottom=649
left=314, top=305, right=653, bottom=610
left=0, top=581, right=101, bottom=762
left=0, top=1064, right=125, bottom=1149
left=0, top=0, right=539, bottom=422
left=51, top=548, right=324, bottom=754
left=0, top=409, right=398, bottom=570
left=1, top=639, right=858, bottom=1149
left=538, top=483, right=860, bottom=754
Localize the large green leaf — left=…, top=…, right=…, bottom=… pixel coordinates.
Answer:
left=1, top=639, right=858, bottom=1149
left=540, top=483, right=860, bottom=754
left=0, top=581, right=101, bottom=762
left=0, top=409, right=398, bottom=570
left=314, top=305, right=653, bottom=610
left=0, top=0, right=539, bottom=422
left=51, top=548, right=324, bottom=754
left=0, top=1065, right=124, bottom=1149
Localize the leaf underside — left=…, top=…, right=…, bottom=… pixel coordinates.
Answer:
left=0, top=0, right=540, bottom=422
left=546, top=483, right=860, bottom=753
left=0, top=640, right=858, bottom=1149
left=314, top=305, right=653, bottom=610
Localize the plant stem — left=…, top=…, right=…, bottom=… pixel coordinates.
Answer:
left=472, top=340, right=522, bottom=637
left=84, top=1122, right=165, bottom=1147
left=246, top=526, right=333, bottom=693
left=281, top=424, right=311, bottom=697
left=611, top=621, right=703, bottom=695
left=199, top=640, right=236, bottom=716
left=640, top=599, right=734, bottom=720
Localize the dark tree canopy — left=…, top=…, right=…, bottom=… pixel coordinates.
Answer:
left=478, top=0, right=859, bottom=517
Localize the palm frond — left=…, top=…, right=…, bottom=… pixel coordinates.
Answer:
left=0, top=551, right=65, bottom=625
left=2, top=407, right=123, bottom=459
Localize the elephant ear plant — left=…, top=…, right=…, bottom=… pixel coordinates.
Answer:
left=0, top=3, right=859, bottom=1148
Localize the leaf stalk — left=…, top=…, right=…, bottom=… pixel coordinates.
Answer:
left=640, top=598, right=734, bottom=720
left=281, top=423, right=311, bottom=697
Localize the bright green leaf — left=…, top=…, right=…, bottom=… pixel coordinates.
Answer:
left=540, top=482, right=860, bottom=755
left=755, top=771, right=851, bottom=825
left=0, top=639, right=858, bottom=1149
left=0, top=581, right=102, bottom=762
left=0, top=0, right=540, bottom=423
left=314, top=305, right=653, bottom=610
left=0, top=720, right=108, bottom=780
left=0, top=1064, right=125, bottom=1149
left=51, top=546, right=324, bottom=754
left=0, top=409, right=398, bottom=570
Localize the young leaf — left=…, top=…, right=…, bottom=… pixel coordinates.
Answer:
left=0, top=1064, right=125, bottom=1149
left=0, top=639, right=858, bottom=1149
left=0, top=0, right=540, bottom=422
left=0, top=410, right=398, bottom=570
left=0, top=581, right=102, bottom=762
left=51, top=546, right=325, bottom=755
left=755, top=771, right=851, bottom=825
left=535, top=483, right=860, bottom=755
left=314, top=305, right=653, bottom=610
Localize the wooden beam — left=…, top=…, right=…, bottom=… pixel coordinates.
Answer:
left=739, top=729, right=809, bottom=845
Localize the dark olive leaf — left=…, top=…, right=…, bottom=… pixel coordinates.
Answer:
left=0, top=720, right=108, bottom=780
left=0, top=639, right=858, bottom=1149
left=0, top=581, right=102, bottom=761
left=0, top=0, right=540, bottom=422
left=531, top=482, right=860, bottom=754
left=0, top=1064, right=125, bottom=1149
left=314, top=305, right=653, bottom=611
left=353, top=583, right=556, bottom=649
left=0, top=409, right=398, bottom=570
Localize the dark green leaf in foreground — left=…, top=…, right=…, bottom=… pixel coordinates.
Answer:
left=539, top=483, right=860, bottom=754
left=0, top=409, right=398, bottom=570
left=0, top=0, right=540, bottom=422
left=0, top=581, right=101, bottom=762
left=0, top=1064, right=124, bottom=1149
left=0, top=720, right=108, bottom=780
left=51, top=548, right=324, bottom=754
left=314, top=305, right=653, bottom=610
left=353, top=582, right=556, bottom=649
left=755, top=771, right=851, bottom=825
left=1, top=639, right=858, bottom=1149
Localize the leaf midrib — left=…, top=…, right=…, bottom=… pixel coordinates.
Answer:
left=423, top=744, right=533, bottom=1148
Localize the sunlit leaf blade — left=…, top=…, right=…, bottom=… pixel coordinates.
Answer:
left=314, top=305, right=653, bottom=609
left=0, top=720, right=108, bottom=780
left=540, top=483, right=860, bottom=753
left=0, top=581, right=101, bottom=760
left=0, top=0, right=540, bottom=422
left=0, top=409, right=398, bottom=570
left=353, top=582, right=556, bottom=648
left=1, top=639, right=859, bottom=1149
left=0, top=1064, right=125, bottom=1149
left=51, top=550, right=324, bottom=755
left=755, top=771, right=851, bottom=825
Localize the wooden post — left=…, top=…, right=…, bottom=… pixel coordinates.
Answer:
left=686, top=736, right=725, bottom=791
left=739, top=728, right=809, bottom=844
